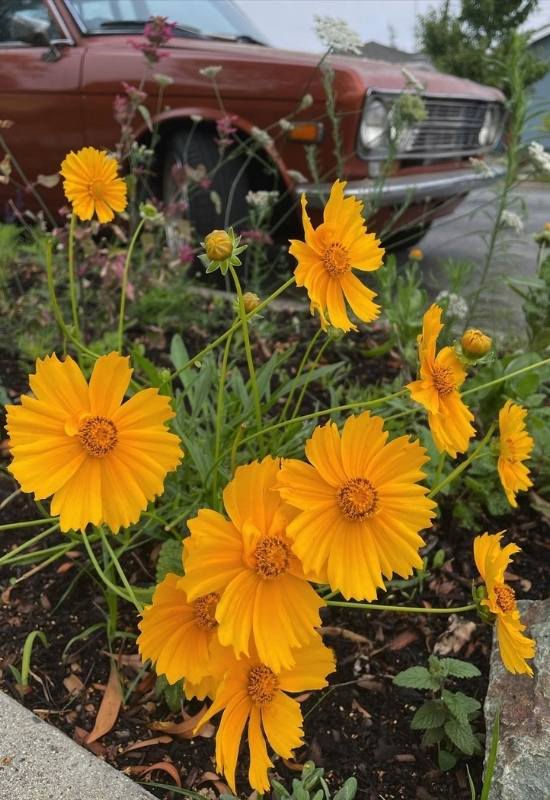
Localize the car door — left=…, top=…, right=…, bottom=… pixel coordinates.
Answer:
left=0, top=0, right=85, bottom=212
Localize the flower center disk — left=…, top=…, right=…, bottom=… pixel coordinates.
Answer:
left=247, top=664, right=279, bottom=705
left=337, top=477, right=378, bottom=521
left=193, top=592, right=219, bottom=631
left=323, top=242, right=351, bottom=277
left=494, top=584, right=516, bottom=613
left=78, top=415, right=118, bottom=457
left=254, top=536, right=291, bottom=579
left=432, top=366, right=455, bottom=397
left=90, top=180, right=106, bottom=200
left=501, top=437, right=519, bottom=463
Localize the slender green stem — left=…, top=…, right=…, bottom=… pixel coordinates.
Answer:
left=0, top=517, right=58, bottom=532
left=162, top=276, right=296, bottom=388
left=45, top=240, right=99, bottom=359
left=82, top=532, right=136, bottom=605
left=212, top=331, right=233, bottom=507
left=0, top=524, right=59, bottom=567
left=291, top=334, right=331, bottom=419
left=462, top=357, right=550, bottom=397
left=99, top=527, right=142, bottom=612
left=231, top=423, right=247, bottom=474
left=117, top=218, right=145, bottom=353
left=67, top=213, right=80, bottom=338
left=279, top=328, right=322, bottom=423
left=229, top=264, right=262, bottom=437
left=429, top=422, right=496, bottom=498
left=238, top=389, right=408, bottom=449
left=327, top=600, right=477, bottom=615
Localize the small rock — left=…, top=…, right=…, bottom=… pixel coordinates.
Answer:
left=484, top=598, right=550, bottom=800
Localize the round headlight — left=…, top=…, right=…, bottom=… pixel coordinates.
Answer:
left=479, top=106, right=499, bottom=147
left=360, top=99, right=389, bottom=150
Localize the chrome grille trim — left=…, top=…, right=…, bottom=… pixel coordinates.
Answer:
left=359, top=91, right=505, bottom=161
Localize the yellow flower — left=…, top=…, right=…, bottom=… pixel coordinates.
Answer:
left=204, top=229, right=233, bottom=261
left=409, top=247, right=423, bottom=261
left=407, top=304, right=475, bottom=458
left=474, top=532, right=535, bottom=676
left=497, top=400, right=533, bottom=507
left=278, top=411, right=436, bottom=601
left=60, top=147, right=127, bottom=223
left=6, top=353, right=182, bottom=533
left=242, top=291, right=261, bottom=313
left=545, top=222, right=550, bottom=231
left=178, top=457, right=324, bottom=672
left=461, top=328, right=492, bottom=358
left=289, top=180, right=384, bottom=332
left=197, top=637, right=334, bottom=793
left=138, top=573, right=223, bottom=700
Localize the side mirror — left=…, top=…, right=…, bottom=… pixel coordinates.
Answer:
left=11, top=11, right=50, bottom=46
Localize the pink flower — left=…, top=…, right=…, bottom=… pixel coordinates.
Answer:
left=240, top=229, right=273, bottom=245
left=178, top=243, right=195, bottom=265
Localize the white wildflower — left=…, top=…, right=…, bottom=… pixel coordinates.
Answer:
left=287, top=169, right=308, bottom=184
left=199, top=65, right=222, bottom=79
left=299, top=93, right=313, bottom=110
left=251, top=126, right=274, bottom=148
left=190, top=114, right=203, bottom=123
left=527, top=141, right=550, bottom=175
left=401, top=67, right=424, bottom=92
left=153, top=73, right=174, bottom=87
left=246, top=190, right=279, bottom=208
left=278, top=118, right=293, bottom=132
left=501, top=209, right=524, bottom=235
left=435, top=290, right=468, bottom=320
left=468, top=157, right=494, bottom=177
left=313, top=15, right=363, bottom=55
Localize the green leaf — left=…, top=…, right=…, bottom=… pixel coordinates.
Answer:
left=411, top=700, right=448, bottom=730
left=271, top=779, right=290, bottom=799
left=393, top=666, right=440, bottom=690
left=439, top=658, right=481, bottom=679
left=481, top=710, right=500, bottom=800
left=138, top=103, right=153, bottom=131
left=444, top=718, right=477, bottom=755
left=333, top=777, right=358, bottom=800
left=422, top=726, right=445, bottom=747
left=155, top=539, right=184, bottom=582
left=438, top=749, right=457, bottom=771
left=443, top=690, right=481, bottom=725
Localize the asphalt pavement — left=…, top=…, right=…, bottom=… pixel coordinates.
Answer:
left=410, top=184, right=548, bottom=335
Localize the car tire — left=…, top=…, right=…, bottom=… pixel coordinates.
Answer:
left=162, top=126, right=250, bottom=241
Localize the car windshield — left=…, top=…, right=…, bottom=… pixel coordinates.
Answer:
left=67, top=0, right=267, bottom=43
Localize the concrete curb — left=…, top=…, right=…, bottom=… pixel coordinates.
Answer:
left=0, top=691, right=157, bottom=800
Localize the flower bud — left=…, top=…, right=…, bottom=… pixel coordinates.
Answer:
left=409, top=247, right=423, bottom=261
left=204, top=229, right=233, bottom=261
left=545, top=223, right=550, bottom=232
left=461, top=328, right=492, bottom=358
left=243, top=292, right=261, bottom=313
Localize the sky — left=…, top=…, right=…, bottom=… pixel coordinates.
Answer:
left=234, top=0, right=550, bottom=54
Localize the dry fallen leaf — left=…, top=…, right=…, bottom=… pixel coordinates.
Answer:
left=121, top=735, right=173, bottom=754
left=321, top=626, right=369, bottom=643
left=125, top=761, right=182, bottom=787
left=86, top=662, right=122, bottom=744
left=74, top=725, right=106, bottom=756
left=149, top=705, right=215, bottom=739
left=63, top=674, right=84, bottom=695
left=433, top=615, right=476, bottom=656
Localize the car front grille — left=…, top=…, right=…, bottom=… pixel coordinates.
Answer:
left=365, top=92, right=504, bottom=160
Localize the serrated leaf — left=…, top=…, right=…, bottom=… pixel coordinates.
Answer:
left=439, top=658, right=481, bottom=679
left=155, top=539, right=184, bottom=582
left=393, top=666, right=440, bottom=690
left=444, top=718, right=476, bottom=755
left=438, top=748, right=457, bottom=771
left=443, top=690, right=481, bottom=725
left=411, top=700, right=448, bottom=730
left=333, top=777, right=358, bottom=800
left=422, top=726, right=445, bottom=747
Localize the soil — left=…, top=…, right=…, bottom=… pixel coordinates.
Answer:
left=1, top=327, right=548, bottom=800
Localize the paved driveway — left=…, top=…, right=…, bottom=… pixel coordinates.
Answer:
left=413, top=184, right=548, bottom=334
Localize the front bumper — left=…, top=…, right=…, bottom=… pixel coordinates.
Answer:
left=295, top=163, right=506, bottom=207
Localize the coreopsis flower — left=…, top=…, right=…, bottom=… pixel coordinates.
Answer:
left=278, top=411, right=436, bottom=601
left=196, top=638, right=335, bottom=793
left=461, top=328, right=492, bottom=358
left=497, top=400, right=533, bottom=507
left=407, top=304, right=475, bottom=458
left=6, top=353, right=182, bottom=533
left=474, top=532, right=535, bottom=676
left=60, top=147, right=127, bottom=223
left=138, top=573, right=220, bottom=700
left=178, top=457, right=324, bottom=672
left=409, top=247, right=423, bottom=261
left=289, top=180, right=384, bottom=332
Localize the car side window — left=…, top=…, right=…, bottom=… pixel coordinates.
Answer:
left=0, top=1, right=62, bottom=46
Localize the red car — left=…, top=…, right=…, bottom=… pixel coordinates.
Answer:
left=0, top=0, right=506, bottom=241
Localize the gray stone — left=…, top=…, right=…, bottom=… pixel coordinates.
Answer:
left=484, top=598, right=550, bottom=800
left=0, top=691, right=157, bottom=800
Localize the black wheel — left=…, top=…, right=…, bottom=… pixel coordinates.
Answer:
left=162, top=126, right=250, bottom=240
